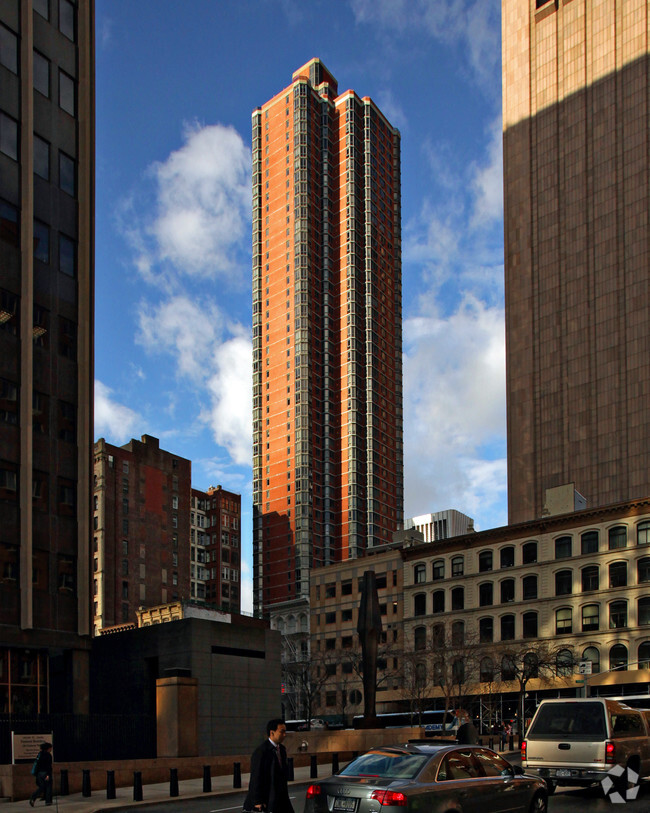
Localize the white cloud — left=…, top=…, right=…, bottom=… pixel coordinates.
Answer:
left=470, top=117, right=503, bottom=227
left=403, top=294, right=507, bottom=529
left=126, top=123, right=251, bottom=287
left=94, top=380, right=140, bottom=443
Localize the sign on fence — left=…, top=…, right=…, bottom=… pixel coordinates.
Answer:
left=11, top=732, right=53, bottom=763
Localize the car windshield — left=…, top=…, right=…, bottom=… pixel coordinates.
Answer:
left=339, top=751, right=429, bottom=779
left=527, top=702, right=607, bottom=740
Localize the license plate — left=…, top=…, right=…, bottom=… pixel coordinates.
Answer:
left=555, top=769, right=571, bottom=778
left=333, top=798, right=357, bottom=812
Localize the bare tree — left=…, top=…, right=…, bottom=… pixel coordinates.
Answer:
left=430, top=621, right=481, bottom=724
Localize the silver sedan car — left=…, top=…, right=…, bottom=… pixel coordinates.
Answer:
left=304, top=744, right=547, bottom=813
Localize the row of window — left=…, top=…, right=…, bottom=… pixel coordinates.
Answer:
left=412, top=560, right=650, bottom=614
left=0, top=202, right=77, bottom=276
left=413, top=525, right=650, bottom=583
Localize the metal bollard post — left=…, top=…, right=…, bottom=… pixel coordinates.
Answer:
left=203, top=765, right=212, bottom=793
left=509, top=733, right=514, bottom=751
left=82, top=769, right=91, bottom=797
left=489, top=737, right=494, bottom=750
left=233, top=761, right=242, bottom=789
left=332, top=753, right=339, bottom=775
left=310, top=754, right=318, bottom=779
left=59, top=769, right=69, bottom=796
left=287, top=757, right=294, bottom=781
left=106, top=770, right=116, bottom=799
left=170, top=767, right=179, bottom=797
left=133, top=771, right=143, bottom=801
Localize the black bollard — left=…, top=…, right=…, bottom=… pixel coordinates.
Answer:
left=106, top=770, right=116, bottom=799
left=59, top=769, right=69, bottom=796
left=203, top=765, right=212, bottom=793
left=489, top=737, right=494, bottom=750
left=509, top=733, right=514, bottom=751
left=332, top=753, right=339, bottom=775
left=82, top=769, right=91, bottom=797
left=287, top=757, right=294, bottom=781
left=233, top=761, right=242, bottom=789
left=170, top=767, right=179, bottom=797
left=133, top=771, right=143, bottom=801
left=310, top=754, right=318, bottom=779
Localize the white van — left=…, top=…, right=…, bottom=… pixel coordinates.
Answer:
left=522, top=698, right=650, bottom=793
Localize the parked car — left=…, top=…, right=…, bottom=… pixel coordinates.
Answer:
left=297, top=719, right=328, bottom=730
left=522, top=698, right=650, bottom=793
left=303, top=743, right=547, bottom=813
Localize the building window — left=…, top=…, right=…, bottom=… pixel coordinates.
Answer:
left=0, top=112, right=18, bottom=160
left=451, top=556, right=463, bottom=577
left=581, top=565, right=599, bottom=592
left=583, top=646, right=600, bottom=674
left=555, top=569, right=572, bottom=596
left=501, top=614, right=515, bottom=641
left=555, top=536, right=572, bottom=559
left=33, top=221, right=49, bottom=263
left=33, top=51, right=50, bottom=97
left=59, top=69, right=75, bottom=115
left=555, top=607, right=572, bottom=634
left=59, top=152, right=75, bottom=196
left=609, top=525, right=627, bottom=550
left=638, top=598, right=650, bottom=626
left=414, top=563, right=426, bottom=584
left=609, top=561, right=627, bottom=588
left=480, top=657, right=494, bottom=683
left=522, top=541, right=537, bottom=564
left=479, top=582, right=493, bottom=606
left=414, top=626, right=426, bottom=651
left=478, top=550, right=492, bottom=572
left=432, top=623, right=444, bottom=647
left=479, top=617, right=493, bottom=643
left=502, top=655, right=516, bottom=681
left=33, top=135, right=49, bottom=180
left=500, top=546, right=515, bottom=568
left=0, top=204, right=19, bottom=247
left=341, top=581, right=352, bottom=595
left=522, top=574, right=537, bottom=601
left=557, top=649, right=574, bottom=676
left=413, top=593, right=426, bottom=616
left=432, top=560, right=444, bottom=580
left=638, top=558, right=650, bottom=584
left=581, top=530, right=599, bottom=554
left=0, top=25, right=18, bottom=74
left=432, top=590, right=445, bottom=613
left=59, top=0, right=75, bottom=40
left=609, top=600, right=627, bottom=629
left=610, top=643, right=628, bottom=671
left=451, top=620, right=464, bottom=646
left=500, top=578, right=515, bottom=603
left=638, top=521, right=650, bottom=546
left=451, top=586, right=464, bottom=611
left=59, top=233, right=76, bottom=276
left=522, top=611, right=538, bottom=638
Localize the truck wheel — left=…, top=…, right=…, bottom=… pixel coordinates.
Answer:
left=529, top=791, right=548, bottom=813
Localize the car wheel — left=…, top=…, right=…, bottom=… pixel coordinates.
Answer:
left=544, top=779, right=556, bottom=795
left=529, top=792, right=548, bottom=813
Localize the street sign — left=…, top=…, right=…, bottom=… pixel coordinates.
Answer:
left=578, top=660, right=593, bottom=675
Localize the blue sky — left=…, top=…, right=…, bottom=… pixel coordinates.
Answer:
left=94, top=0, right=506, bottom=612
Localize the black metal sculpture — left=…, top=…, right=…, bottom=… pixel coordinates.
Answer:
left=356, top=570, right=383, bottom=727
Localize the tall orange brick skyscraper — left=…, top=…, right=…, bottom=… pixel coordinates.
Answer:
left=252, top=60, right=403, bottom=617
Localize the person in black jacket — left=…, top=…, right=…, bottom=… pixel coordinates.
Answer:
left=243, top=719, right=294, bottom=813
left=29, top=741, right=53, bottom=806
left=455, top=714, right=479, bottom=745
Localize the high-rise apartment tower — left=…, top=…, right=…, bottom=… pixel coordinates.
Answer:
left=503, top=0, right=650, bottom=523
left=0, top=0, right=94, bottom=713
left=252, top=60, right=403, bottom=616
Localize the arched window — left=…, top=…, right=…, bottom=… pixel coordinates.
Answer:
left=582, top=604, right=599, bottom=631
left=480, top=657, right=494, bottom=683
left=432, top=560, right=444, bottom=581
left=523, top=651, right=539, bottom=678
left=415, top=662, right=427, bottom=687
left=582, top=646, right=600, bottom=674
left=638, top=521, right=650, bottom=546
left=414, top=563, right=426, bottom=584
left=638, top=597, right=650, bottom=626
left=555, top=569, right=573, bottom=596
left=432, top=590, right=445, bottom=614
left=609, top=561, right=627, bottom=588
left=638, top=642, right=650, bottom=669
left=501, top=614, right=515, bottom=641
left=610, top=644, right=628, bottom=671
left=523, top=611, right=538, bottom=638
left=451, top=586, right=464, bottom=611
left=414, top=626, right=426, bottom=651
left=451, top=556, right=464, bottom=577
left=500, top=578, right=515, bottom=603
left=276, top=617, right=285, bottom=633
left=522, top=541, right=537, bottom=564
left=500, top=546, right=515, bottom=568
left=432, top=623, right=445, bottom=647
left=609, top=600, right=627, bottom=629
left=479, top=550, right=493, bottom=572
left=451, top=620, right=464, bottom=646
left=557, top=649, right=574, bottom=676
left=555, top=536, right=572, bottom=559
left=479, top=617, right=493, bottom=643
left=638, top=558, right=650, bottom=584
left=609, top=525, right=627, bottom=550
left=581, top=530, right=599, bottom=554
left=556, top=607, right=572, bottom=634
left=287, top=615, right=296, bottom=634
left=414, top=593, right=426, bottom=616
left=300, top=614, right=308, bottom=632
left=479, top=582, right=493, bottom=606
left=452, top=659, right=464, bottom=684
left=502, top=654, right=516, bottom=681
left=522, top=574, right=537, bottom=600
left=581, top=565, right=599, bottom=592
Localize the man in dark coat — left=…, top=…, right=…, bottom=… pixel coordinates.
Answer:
left=29, top=741, right=53, bottom=806
left=456, top=713, right=479, bottom=745
left=244, top=719, right=294, bottom=813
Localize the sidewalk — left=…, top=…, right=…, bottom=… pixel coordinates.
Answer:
left=0, top=764, right=314, bottom=813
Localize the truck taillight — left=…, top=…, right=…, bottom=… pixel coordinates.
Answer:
left=521, top=740, right=527, bottom=760
left=605, top=741, right=616, bottom=764
left=307, top=785, right=322, bottom=798
left=370, top=790, right=408, bottom=806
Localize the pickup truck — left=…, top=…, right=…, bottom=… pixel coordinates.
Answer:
left=521, top=698, right=650, bottom=794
